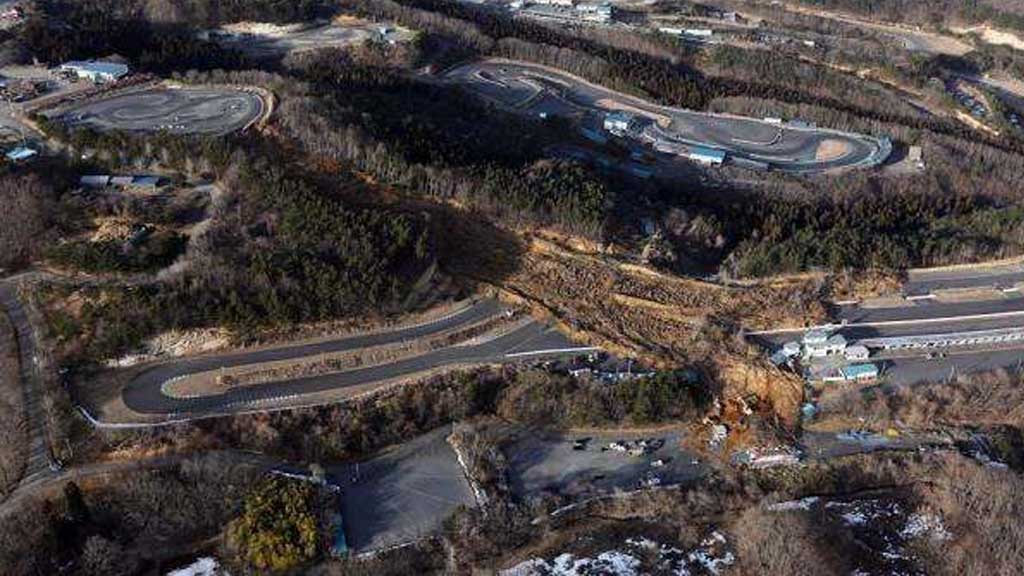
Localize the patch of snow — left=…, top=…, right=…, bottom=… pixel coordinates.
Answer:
left=166, top=557, right=226, bottom=576
left=502, top=531, right=733, bottom=576
left=555, top=551, right=641, bottom=575
left=688, top=531, right=734, bottom=575
left=767, top=496, right=820, bottom=511
left=841, top=510, right=868, bottom=526
left=902, top=513, right=951, bottom=541
left=220, top=21, right=307, bottom=36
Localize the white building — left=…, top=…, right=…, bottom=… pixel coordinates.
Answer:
left=782, top=341, right=802, bottom=357
left=530, top=0, right=574, bottom=6
left=844, top=344, right=870, bottom=361
left=60, top=61, right=130, bottom=83
left=603, top=111, right=638, bottom=135
left=575, top=2, right=612, bottom=22
left=803, top=329, right=847, bottom=358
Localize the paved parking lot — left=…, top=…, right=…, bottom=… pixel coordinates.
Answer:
left=328, top=426, right=474, bottom=552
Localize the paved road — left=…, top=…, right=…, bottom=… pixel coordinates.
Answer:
left=447, top=60, right=888, bottom=172
left=122, top=301, right=595, bottom=416
left=0, top=281, right=52, bottom=487
left=880, top=347, right=1024, bottom=386
left=903, top=264, right=1024, bottom=296
left=835, top=296, right=1024, bottom=324
left=757, top=313, right=1024, bottom=347
left=60, top=87, right=264, bottom=135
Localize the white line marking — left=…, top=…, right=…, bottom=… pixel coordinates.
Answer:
left=748, top=308, right=1024, bottom=335
left=505, top=346, right=601, bottom=358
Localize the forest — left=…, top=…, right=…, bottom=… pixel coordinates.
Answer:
left=32, top=127, right=435, bottom=363
left=20, top=0, right=1024, bottom=284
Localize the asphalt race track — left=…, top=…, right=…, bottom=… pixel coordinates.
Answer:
left=447, top=60, right=889, bottom=173
left=60, top=87, right=264, bottom=135
left=121, top=300, right=595, bottom=417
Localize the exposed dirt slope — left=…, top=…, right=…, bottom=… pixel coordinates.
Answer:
left=445, top=227, right=824, bottom=427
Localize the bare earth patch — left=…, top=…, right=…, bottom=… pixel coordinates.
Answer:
left=448, top=232, right=823, bottom=429
left=815, top=138, right=851, bottom=162
left=595, top=98, right=672, bottom=128
left=953, top=25, right=1024, bottom=51
left=107, top=327, right=231, bottom=368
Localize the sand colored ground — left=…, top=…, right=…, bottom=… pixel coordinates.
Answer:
left=953, top=25, right=1024, bottom=51
left=775, top=1, right=972, bottom=56
left=220, top=21, right=309, bottom=36
left=814, top=138, right=852, bottom=162
left=595, top=97, right=672, bottom=128
left=459, top=234, right=824, bottom=427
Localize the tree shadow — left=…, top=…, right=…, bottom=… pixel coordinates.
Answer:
left=431, top=204, right=527, bottom=293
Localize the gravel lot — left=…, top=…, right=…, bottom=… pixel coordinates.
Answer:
left=504, top=428, right=705, bottom=498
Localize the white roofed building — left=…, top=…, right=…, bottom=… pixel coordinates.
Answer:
left=60, top=61, right=130, bottom=83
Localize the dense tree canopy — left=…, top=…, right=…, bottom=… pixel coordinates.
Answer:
left=227, top=477, right=320, bottom=572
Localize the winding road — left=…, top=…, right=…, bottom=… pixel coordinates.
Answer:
left=122, top=300, right=597, bottom=417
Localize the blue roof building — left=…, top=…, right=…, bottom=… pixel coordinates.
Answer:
left=687, top=146, right=726, bottom=165
left=840, top=363, right=878, bottom=381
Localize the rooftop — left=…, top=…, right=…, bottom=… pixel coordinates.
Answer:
left=605, top=110, right=636, bottom=123
left=841, top=363, right=878, bottom=378
left=688, top=146, right=727, bottom=161
left=61, top=60, right=130, bottom=77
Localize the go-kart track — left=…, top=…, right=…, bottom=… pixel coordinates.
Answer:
left=447, top=60, right=891, bottom=173
left=58, top=86, right=265, bottom=135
